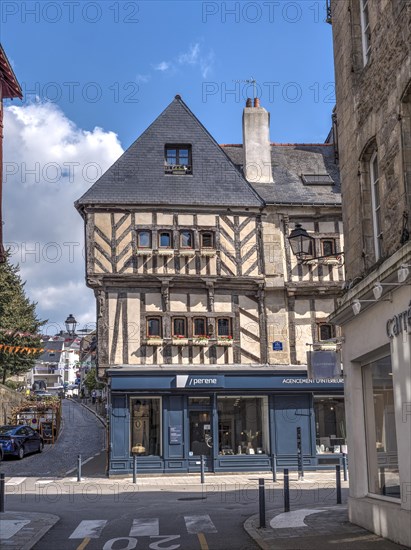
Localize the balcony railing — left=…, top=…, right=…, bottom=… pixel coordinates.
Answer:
left=164, top=164, right=192, bottom=175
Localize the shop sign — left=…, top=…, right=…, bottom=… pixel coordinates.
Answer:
left=272, top=341, right=283, bottom=351
left=386, top=301, right=411, bottom=338
left=281, top=378, right=344, bottom=384
left=176, top=374, right=225, bottom=388
left=169, top=425, right=182, bottom=445
left=308, top=350, right=341, bottom=379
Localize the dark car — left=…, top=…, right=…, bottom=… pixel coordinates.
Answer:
left=0, top=443, right=3, bottom=462
left=0, top=425, right=44, bottom=459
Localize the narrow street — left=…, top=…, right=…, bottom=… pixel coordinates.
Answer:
left=0, top=399, right=106, bottom=477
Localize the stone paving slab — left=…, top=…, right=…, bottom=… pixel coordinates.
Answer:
left=0, top=511, right=59, bottom=550
left=244, top=505, right=410, bottom=550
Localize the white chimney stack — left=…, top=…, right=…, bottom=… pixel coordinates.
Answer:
left=242, top=97, right=273, bottom=184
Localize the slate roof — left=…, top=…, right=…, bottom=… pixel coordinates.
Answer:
left=38, top=340, right=63, bottom=363
left=76, top=96, right=263, bottom=210
left=222, top=144, right=341, bottom=205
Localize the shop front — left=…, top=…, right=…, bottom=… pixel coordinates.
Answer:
left=108, top=370, right=344, bottom=475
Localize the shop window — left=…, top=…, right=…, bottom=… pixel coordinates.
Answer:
left=180, top=230, right=193, bottom=248
left=193, top=317, right=207, bottom=337
left=147, top=317, right=161, bottom=338
left=314, top=397, right=346, bottom=454
left=363, top=356, right=400, bottom=498
left=321, top=239, right=336, bottom=257
left=318, top=323, right=335, bottom=341
left=158, top=231, right=172, bottom=248
left=200, top=232, right=214, bottom=248
left=137, top=230, right=151, bottom=248
left=217, top=396, right=268, bottom=455
left=131, top=398, right=161, bottom=456
left=217, top=318, right=231, bottom=337
left=172, top=317, right=186, bottom=337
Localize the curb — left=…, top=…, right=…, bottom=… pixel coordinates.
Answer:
left=243, top=513, right=271, bottom=550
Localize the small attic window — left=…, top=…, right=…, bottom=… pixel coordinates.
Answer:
left=165, top=145, right=192, bottom=175
left=301, top=174, right=334, bottom=185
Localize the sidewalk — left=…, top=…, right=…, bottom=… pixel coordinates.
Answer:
left=244, top=505, right=410, bottom=550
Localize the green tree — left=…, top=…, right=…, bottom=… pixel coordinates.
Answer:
left=0, top=252, right=44, bottom=384
left=83, top=368, right=104, bottom=393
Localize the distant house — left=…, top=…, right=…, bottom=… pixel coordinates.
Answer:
left=76, top=95, right=345, bottom=476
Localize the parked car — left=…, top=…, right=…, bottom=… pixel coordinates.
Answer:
left=33, top=390, right=53, bottom=399
left=0, top=425, right=44, bottom=459
left=0, top=443, right=3, bottom=462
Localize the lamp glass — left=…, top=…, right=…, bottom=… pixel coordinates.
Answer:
left=398, top=265, right=409, bottom=283
left=65, top=313, right=77, bottom=336
left=373, top=283, right=383, bottom=300
left=288, top=224, right=314, bottom=258
left=352, top=300, right=361, bottom=316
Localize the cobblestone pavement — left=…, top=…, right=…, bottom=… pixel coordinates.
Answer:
left=0, top=399, right=106, bottom=478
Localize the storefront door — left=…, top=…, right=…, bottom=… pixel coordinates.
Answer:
left=187, top=397, right=214, bottom=472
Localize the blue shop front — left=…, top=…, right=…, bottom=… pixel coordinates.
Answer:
left=108, top=369, right=345, bottom=475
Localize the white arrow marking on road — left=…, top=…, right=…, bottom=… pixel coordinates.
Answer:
left=0, top=519, right=30, bottom=539
left=184, top=515, right=217, bottom=534
left=270, top=508, right=326, bottom=529
left=129, top=518, right=159, bottom=536
left=5, top=477, right=26, bottom=486
left=69, top=520, right=107, bottom=539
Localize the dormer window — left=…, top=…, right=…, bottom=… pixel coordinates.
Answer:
left=165, top=145, right=192, bottom=175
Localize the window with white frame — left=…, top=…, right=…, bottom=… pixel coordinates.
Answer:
left=360, top=0, right=371, bottom=66
left=370, top=151, right=382, bottom=259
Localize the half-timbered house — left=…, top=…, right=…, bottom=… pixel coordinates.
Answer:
left=76, top=95, right=344, bottom=475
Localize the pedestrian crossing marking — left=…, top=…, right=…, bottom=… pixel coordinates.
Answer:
left=5, top=477, right=26, bottom=486
left=69, top=520, right=108, bottom=539
left=0, top=519, right=30, bottom=540
left=184, top=515, right=217, bottom=534
left=129, top=518, right=159, bottom=536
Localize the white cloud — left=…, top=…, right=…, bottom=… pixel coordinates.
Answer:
left=154, top=61, right=171, bottom=72
left=3, top=102, right=124, bottom=329
left=178, top=43, right=200, bottom=65
left=136, top=73, right=151, bottom=83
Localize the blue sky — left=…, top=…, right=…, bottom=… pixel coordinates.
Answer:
left=1, top=1, right=336, bottom=329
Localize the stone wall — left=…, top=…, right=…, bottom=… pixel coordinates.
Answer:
left=0, top=384, right=26, bottom=424
left=331, top=0, right=411, bottom=280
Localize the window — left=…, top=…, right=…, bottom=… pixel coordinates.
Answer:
left=318, top=324, right=335, bottom=341
left=301, top=174, right=334, bottom=185
left=217, top=397, right=268, bottom=455
left=321, top=239, right=336, bottom=257
left=180, top=230, right=193, bottom=248
left=158, top=231, right=172, bottom=248
left=217, top=318, right=231, bottom=337
left=137, top=231, right=151, bottom=248
left=370, top=152, right=382, bottom=259
left=131, top=398, right=161, bottom=456
left=360, top=0, right=371, bottom=65
left=314, top=397, right=346, bottom=454
left=193, top=317, right=207, bottom=337
left=147, top=317, right=161, bottom=338
left=165, top=145, right=192, bottom=175
left=172, top=318, right=186, bottom=337
left=201, top=232, right=214, bottom=248
left=363, top=356, right=399, bottom=498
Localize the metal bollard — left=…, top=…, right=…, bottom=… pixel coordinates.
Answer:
left=272, top=453, right=277, bottom=483
left=133, top=454, right=137, bottom=484
left=200, top=455, right=205, bottom=484
left=77, top=454, right=82, bottom=482
left=259, top=478, right=266, bottom=528
left=283, top=469, right=290, bottom=512
left=0, top=473, right=5, bottom=513
left=342, top=453, right=348, bottom=481
left=336, top=465, right=342, bottom=504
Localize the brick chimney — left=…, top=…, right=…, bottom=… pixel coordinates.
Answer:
left=242, top=98, right=273, bottom=183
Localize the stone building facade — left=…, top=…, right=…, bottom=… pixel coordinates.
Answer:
left=76, top=96, right=345, bottom=475
left=329, top=0, right=411, bottom=546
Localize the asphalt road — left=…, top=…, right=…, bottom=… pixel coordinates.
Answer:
left=0, top=399, right=106, bottom=477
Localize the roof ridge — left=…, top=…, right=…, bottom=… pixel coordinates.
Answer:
left=220, top=143, right=334, bottom=147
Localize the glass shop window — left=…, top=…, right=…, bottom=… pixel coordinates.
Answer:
left=147, top=317, right=161, bottom=338
left=314, top=397, right=346, bottom=454
left=363, top=355, right=400, bottom=499
left=131, top=398, right=161, bottom=456
left=172, top=318, right=187, bottom=337
left=180, top=230, right=193, bottom=248
left=193, top=318, right=207, bottom=337
left=217, top=396, right=268, bottom=456
left=137, top=231, right=151, bottom=248
left=217, top=318, right=231, bottom=337
left=159, top=231, right=172, bottom=248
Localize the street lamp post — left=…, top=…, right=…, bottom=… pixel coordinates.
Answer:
left=65, top=314, right=77, bottom=338
left=288, top=223, right=344, bottom=264
left=63, top=314, right=77, bottom=396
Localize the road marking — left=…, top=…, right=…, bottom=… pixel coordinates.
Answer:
left=270, top=508, right=326, bottom=529
left=0, top=519, right=30, bottom=539
left=76, top=537, right=91, bottom=550
left=69, top=520, right=107, bottom=539
left=36, top=479, right=55, bottom=485
left=197, top=533, right=209, bottom=550
left=129, top=518, right=159, bottom=536
left=184, top=515, right=217, bottom=534
left=5, top=477, right=26, bottom=486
